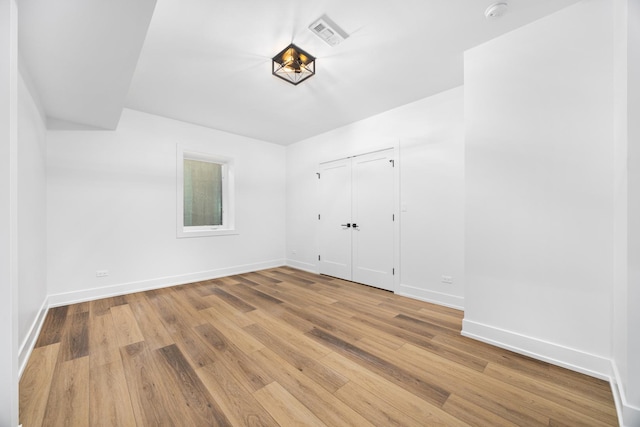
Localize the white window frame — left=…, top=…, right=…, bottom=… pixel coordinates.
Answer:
left=177, top=144, right=236, bottom=238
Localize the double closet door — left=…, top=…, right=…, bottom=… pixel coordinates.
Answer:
left=319, top=149, right=395, bottom=291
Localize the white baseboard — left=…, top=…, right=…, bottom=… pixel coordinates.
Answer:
left=47, top=259, right=286, bottom=308
left=611, top=360, right=640, bottom=427
left=18, top=297, right=49, bottom=378
left=462, top=319, right=612, bottom=380
left=396, top=283, right=464, bottom=310
left=285, top=259, right=317, bottom=274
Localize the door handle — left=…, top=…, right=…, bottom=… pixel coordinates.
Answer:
left=341, top=223, right=351, bottom=228
left=352, top=223, right=359, bottom=230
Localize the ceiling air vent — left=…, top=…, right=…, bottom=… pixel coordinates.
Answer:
left=309, top=15, right=348, bottom=47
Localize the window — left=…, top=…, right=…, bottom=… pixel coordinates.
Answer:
left=177, top=145, right=235, bottom=237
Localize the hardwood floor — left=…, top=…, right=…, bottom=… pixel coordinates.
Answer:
left=20, top=267, right=618, bottom=426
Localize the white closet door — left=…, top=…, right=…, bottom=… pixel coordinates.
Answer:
left=318, top=149, right=395, bottom=291
left=352, top=150, right=395, bottom=291
left=318, top=158, right=352, bottom=281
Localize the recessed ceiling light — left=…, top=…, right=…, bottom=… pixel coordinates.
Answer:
left=485, top=2, right=509, bottom=19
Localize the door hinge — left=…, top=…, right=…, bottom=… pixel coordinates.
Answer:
left=392, top=214, right=395, bottom=221
left=318, top=255, right=321, bottom=261
left=389, top=159, right=395, bottom=167
left=316, top=172, right=321, bottom=179
left=392, top=268, right=395, bottom=275
left=318, top=214, right=321, bottom=220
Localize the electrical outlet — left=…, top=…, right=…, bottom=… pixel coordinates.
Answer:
left=441, top=275, right=453, bottom=284
left=96, top=270, right=109, bottom=278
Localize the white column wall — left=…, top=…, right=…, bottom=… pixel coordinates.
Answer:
left=464, top=0, right=614, bottom=377
left=0, top=0, right=19, bottom=424
left=623, top=0, right=640, bottom=422
left=613, top=3, right=640, bottom=424
left=613, top=0, right=629, bottom=410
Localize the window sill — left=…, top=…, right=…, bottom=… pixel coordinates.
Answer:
left=177, top=228, right=239, bottom=238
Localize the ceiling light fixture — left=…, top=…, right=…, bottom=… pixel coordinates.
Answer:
left=272, top=44, right=315, bottom=86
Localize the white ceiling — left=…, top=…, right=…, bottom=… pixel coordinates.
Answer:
left=19, top=0, right=581, bottom=145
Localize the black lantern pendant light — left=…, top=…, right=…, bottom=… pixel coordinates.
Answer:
left=272, top=44, right=315, bottom=85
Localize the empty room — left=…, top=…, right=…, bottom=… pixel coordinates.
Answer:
left=2, top=0, right=639, bottom=425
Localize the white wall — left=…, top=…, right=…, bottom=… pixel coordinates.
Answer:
left=626, top=0, right=640, bottom=414
left=464, top=0, right=614, bottom=377
left=286, top=86, right=465, bottom=308
left=46, top=108, right=286, bottom=304
left=613, top=0, right=640, bottom=424
left=0, top=0, right=19, bottom=424
left=17, top=67, right=48, bottom=372
left=613, top=0, right=631, bottom=423
left=613, top=0, right=628, bottom=403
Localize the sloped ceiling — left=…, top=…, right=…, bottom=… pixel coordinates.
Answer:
left=19, top=0, right=581, bottom=144
left=18, top=0, right=157, bottom=130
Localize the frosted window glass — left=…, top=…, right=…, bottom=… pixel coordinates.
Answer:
left=183, top=159, right=223, bottom=226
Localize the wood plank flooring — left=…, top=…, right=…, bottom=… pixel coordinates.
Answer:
left=20, top=267, right=618, bottom=426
